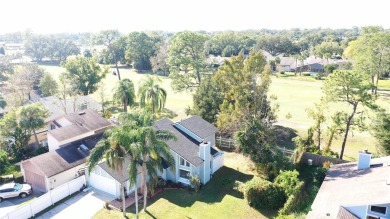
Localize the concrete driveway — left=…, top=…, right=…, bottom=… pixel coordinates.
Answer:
left=36, top=189, right=114, bottom=219
left=0, top=192, right=40, bottom=218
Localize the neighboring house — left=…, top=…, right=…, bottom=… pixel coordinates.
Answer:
left=47, top=109, right=112, bottom=151
left=307, top=151, right=390, bottom=219
left=38, top=95, right=102, bottom=122
left=21, top=135, right=102, bottom=193
left=276, top=57, right=296, bottom=72
left=153, top=115, right=224, bottom=185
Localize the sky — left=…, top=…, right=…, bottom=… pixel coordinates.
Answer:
left=1, top=0, right=389, bottom=34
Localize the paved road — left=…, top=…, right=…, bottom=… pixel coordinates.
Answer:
left=36, top=189, right=114, bottom=219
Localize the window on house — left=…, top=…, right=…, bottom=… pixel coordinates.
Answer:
left=180, top=157, right=190, bottom=167
left=370, top=206, right=387, bottom=215
left=50, top=124, right=56, bottom=130
left=179, top=169, right=190, bottom=179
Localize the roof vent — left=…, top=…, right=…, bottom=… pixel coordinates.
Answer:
left=79, top=144, right=89, bottom=152
left=78, top=111, right=86, bottom=115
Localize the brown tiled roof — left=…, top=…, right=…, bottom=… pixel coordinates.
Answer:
left=48, top=109, right=111, bottom=142
left=22, top=135, right=102, bottom=177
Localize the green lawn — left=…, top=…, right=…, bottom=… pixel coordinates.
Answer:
left=39, top=65, right=193, bottom=120
left=378, top=79, right=390, bottom=91
left=40, top=64, right=390, bottom=160
left=93, top=152, right=274, bottom=219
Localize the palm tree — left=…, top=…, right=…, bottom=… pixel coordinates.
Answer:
left=19, top=103, right=49, bottom=149
left=87, top=127, right=128, bottom=218
left=0, top=95, right=6, bottom=109
left=138, top=76, right=167, bottom=114
left=120, top=110, right=176, bottom=212
left=113, top=79, right=135, bottom=113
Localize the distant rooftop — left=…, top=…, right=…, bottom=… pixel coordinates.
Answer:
left=48, top=109, right=111, bottom=142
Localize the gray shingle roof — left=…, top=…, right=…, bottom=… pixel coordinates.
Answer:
left=39, top=95, right=102, bottom=122
left=153, top=118, right=204, bottom=167
left=48, top=109, right=111, bottom=142
left=22, top=135, right=102, bottom=177
left=177, top=115, right=218, bottom=139
left=98, top=158, right=142, bottom=183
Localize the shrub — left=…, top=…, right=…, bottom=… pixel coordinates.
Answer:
left=313, top=166, right=329, bottom=184
left=279, top=71, right=285, bottom=75
left=243, top=177, right=287, bottom=210
left=278, top=181, right=305, bottom=215
left=30, top=146, right=49, bottom=157
left=0, top=150, right=9, bottom=174
left=302, top=72, right=311, bottom=76
left=102, top=110, right=112, bottom=119
left=274, top=170, right=301, bottom=196
left=188, top=174, right=201, bottom=192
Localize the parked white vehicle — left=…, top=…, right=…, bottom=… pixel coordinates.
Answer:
left=0, top=183, right=33, bottom=202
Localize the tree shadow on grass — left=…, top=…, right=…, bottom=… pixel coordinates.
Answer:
left=130, top=166, right=253, bottom=210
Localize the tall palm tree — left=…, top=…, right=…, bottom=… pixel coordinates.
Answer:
left=120, top=110, right=176, bottom=212
left=87, top=127, right=128, bottom=218
left=138, top=76, right=167, bottom=114
left=113, top=79, right=135, bottom=113
left=19, top=103, right=49, bottom=149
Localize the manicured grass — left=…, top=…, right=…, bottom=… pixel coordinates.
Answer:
left=378, top=79, right=390, bottom=91
left=39, top=65, right=193, bottom=120
left=93, top=152, right=274, bottom=219
left=40, top=64, right=390, bottom=160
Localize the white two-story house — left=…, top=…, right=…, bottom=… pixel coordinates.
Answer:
left=153, top=115, right=224, bottom=185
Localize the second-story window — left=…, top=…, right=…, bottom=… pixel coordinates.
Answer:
left=180, top=157, right=190, bottom=167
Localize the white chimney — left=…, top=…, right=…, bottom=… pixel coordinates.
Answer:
left=357, top=149, right=372, bottom=170
left=199, top=141, right=211, bottom=184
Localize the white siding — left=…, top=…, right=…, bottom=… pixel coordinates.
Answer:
left=48, top=163, right=86, bottom=190
left=212, top=152, right=224, bottom=174
left=88, top=166, right=117, bottom=196
left=47, top=134, right=60, bottom=151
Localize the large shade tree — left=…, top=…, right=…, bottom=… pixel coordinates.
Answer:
left=168, top=31, right=209, bottom=92
left=344, top=29, right=390, bottom=94
left=63, top=57, right=108, bottom=95
left=323, top=70, right=377, bottom=159
left=113, top=79, right=135, bottom=113
left=138, top=76, right=167, bottom=114
left=93, top=30, right=122, bottom=80
left=0, top=109, right=30, bottom=160
left=125, top=32, right=161, bottom=71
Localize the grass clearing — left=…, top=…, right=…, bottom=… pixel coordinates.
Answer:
left=40, top=64, right=390, bottom=160
left=93, top=151, right=274, bottom=219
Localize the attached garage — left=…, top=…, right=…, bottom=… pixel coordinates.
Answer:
left=87, top=159, right=143, bottom=198
left=88, top=166, right=118, bottom=196
left=21, top=161, right=48, bottom=193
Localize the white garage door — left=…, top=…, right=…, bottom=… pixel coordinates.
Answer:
left=88, top=167, right=117, bottom=196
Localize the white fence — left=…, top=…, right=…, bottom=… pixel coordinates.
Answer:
left=1, top=176, right=85, bottom=219
left=212, top=152, right=224, bottom=173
